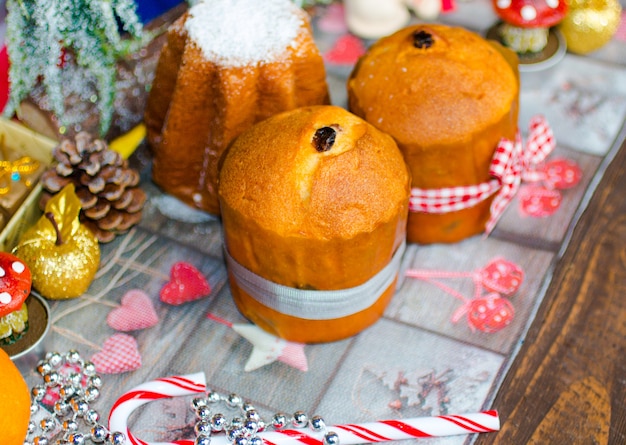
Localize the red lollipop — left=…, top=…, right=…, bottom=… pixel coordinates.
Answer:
left=479, top=257, right=525, bottom=296
left=519, top=185, right=562, bottom=217
left=468, top=293, right=515, bottom=333
left=543, top=158, right=582, bottom=189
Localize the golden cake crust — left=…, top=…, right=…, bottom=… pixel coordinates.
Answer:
left=348, top=24, right=519, bottom=243
left=144, top=4, right=330, bottom=214
left=218, top=105, right=410, bottom=342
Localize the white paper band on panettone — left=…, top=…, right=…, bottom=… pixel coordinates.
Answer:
left=224, top=241, right=406, bottom=320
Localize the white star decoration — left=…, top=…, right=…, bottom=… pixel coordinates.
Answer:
left=231, top=324, right=309, bottom=372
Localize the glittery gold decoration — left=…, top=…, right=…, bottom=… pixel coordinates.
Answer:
left=559, top=0, right=622, bottom=54
left=0, top=157, right=40, bottom=194
left=0, top=134, right=41, bottom=193
left=14, top=184, right=100, bottom=300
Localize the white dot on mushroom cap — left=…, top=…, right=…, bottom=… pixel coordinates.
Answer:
left=0, top=267, right=4, bottom=277
left=12, top=261, right=25, bottom=274
left=546, top=0, right=559, bottom=7
left=0, top=292, right=11, bottom=304
left=520, top=5, right=537, bottom=21
left=496, top=0, right=511, bottom=8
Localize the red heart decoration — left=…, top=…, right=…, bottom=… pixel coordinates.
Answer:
left=467, top=293, right=515, bottom=333
left=518, top=185, right=562, bottom=217
left=479, top=258, right=524, bottom=296
left=542, top=158, right=582, bottom=190
left=91, top=334, right=142, bottom=374
left=107, top=289, right=158, bottom=331
left=160, top=262, right=211, bottom=306
left=324, top=34, right=366, bottom=65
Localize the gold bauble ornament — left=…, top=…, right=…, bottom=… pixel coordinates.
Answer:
left=14, top=184, right=100, bottom=300
left=559, top=0, right=622, bottom=54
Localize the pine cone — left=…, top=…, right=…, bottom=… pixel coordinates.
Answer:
left=40, top=132, right=147, bottom=243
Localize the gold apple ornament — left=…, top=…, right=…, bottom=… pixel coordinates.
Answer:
left=559, top=0, right=622, bottom=54
left=14, top=184, right=100, bottom=299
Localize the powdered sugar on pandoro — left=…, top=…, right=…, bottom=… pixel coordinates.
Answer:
left=185, top=0, right=305, bottom=67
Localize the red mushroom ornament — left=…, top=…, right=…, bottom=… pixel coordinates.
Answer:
left=0, top=252, right=31, bottom=345
left=493, top=0, right=568, bottom=53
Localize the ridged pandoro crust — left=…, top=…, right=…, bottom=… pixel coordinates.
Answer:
left=348, top=24, right=520, bottom=244
left=144, top=3, right=330, bottom=215
left=218, top=105, right=411, bottom=342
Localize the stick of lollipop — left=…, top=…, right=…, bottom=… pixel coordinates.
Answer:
left=108, top=372, right=500, bottom=445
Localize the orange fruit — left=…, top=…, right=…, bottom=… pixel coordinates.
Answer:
left=0, top=348, right=30, bottom=444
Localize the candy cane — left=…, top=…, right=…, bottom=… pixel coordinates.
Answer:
left=109, top=372, right=500, bottom=445
left=108, top=372, right=207, bottom=445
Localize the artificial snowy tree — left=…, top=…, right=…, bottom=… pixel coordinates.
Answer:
left=4, top=0, right=145, bottom=136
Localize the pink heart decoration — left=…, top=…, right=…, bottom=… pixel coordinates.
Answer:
left=160, top=261, right=211, bottom=306
left=107, top=289, right=158, bottom=331
left=479, top=258, right=524, bottom=296
left=518, top=185, right=562, bottom=217
left=91, top=334, right=142, bottom=374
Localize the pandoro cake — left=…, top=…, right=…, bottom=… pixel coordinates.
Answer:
left=144, top=0, right=330, bottom=215
left=218, top=105, right=411, bottom=343
left=348, top=24, right=520, bottom=243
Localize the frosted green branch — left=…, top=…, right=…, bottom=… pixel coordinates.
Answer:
left=4, top=0, right=145, bottom=136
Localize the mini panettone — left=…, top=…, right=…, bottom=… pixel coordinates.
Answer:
left=144, top=0, right=330, bottom=215
left=348, top=24, right=520, bottom=244
left=218, top=105, right=411, bottom=343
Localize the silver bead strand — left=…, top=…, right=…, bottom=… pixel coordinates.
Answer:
left=25, top=351, right=126, bottom=445
left=292, top=411, right=308, bottom=428
left=323, top=431, right=341, bottom=445
left=311, top=415, right=340, bottom=445
left=192, top=390, right=340, bottom=445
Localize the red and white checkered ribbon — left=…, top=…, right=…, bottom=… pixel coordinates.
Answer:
left=409, top=115, right=555, bottom=234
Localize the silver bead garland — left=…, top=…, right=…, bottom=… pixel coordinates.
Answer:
left=191, top=391, right=339, bottom=445
left=24, top=350, right=125, bottom=445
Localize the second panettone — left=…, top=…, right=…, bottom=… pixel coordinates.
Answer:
left=144, top=0, right=330, bottom=215
left=348, top=24, right=520, bottom=244
left=218, top=105, right=411, bottom=343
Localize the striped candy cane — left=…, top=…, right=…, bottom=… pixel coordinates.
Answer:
left=108, top=372, right=207, bottom=445
left=109, top=372, right=500, bottom=445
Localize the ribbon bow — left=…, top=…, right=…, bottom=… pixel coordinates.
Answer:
left=409, top=115, right=555, bottom=235
left=486, top=115, right=555, bottom=233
